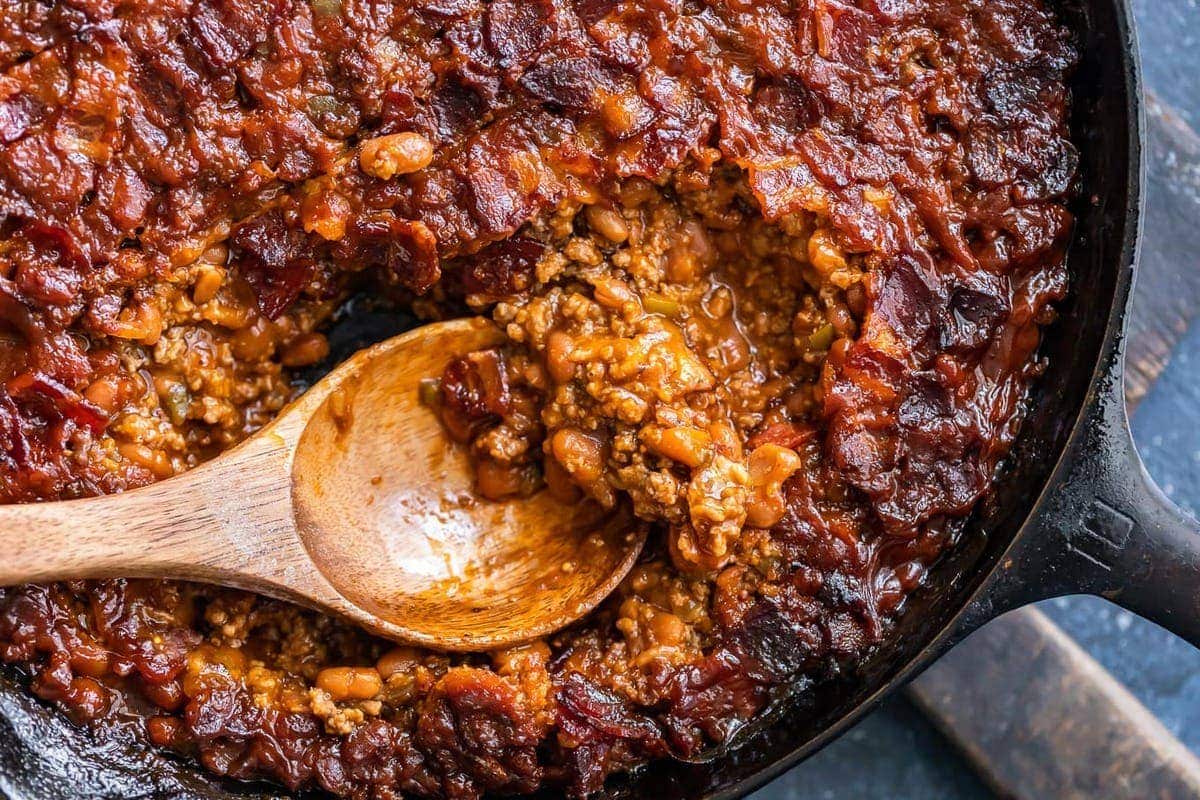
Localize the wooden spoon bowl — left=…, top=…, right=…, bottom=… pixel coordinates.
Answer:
left=0, top=318, right=646, bottom=651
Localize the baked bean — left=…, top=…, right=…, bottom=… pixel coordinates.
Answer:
left=118, top=442, right=173, bottom=478
left=70, top=645, right=111, bottom=678
left=492, top=640, right=551, bottom=674
left=616, top=176, right=656, bottom=207
left=192, top=265, right=225, bottom=304
left=828, top=336, right=853, bottom=365
left=280, top=332, right=330, bottom=367
left=198, top=645, right=247, bottom=676
left=68, top=676, right=108, bottom=719
left=543, top=456, right=583, bottom=503
left=643, top=425, right=712, bottom=469
left=826, top=300, right=856, bottom=337
left=649, top=609, right=688, bottom=647
left=667, top=221, right=712, bottom=283
left=232, top=318, right=278, bottom=361
left=748, top=443, right=802, bottom=485
left=745, top=444, right=803, bottom=528
left=83, top=376, right=121, bottom=413
left=113, top=302, right=163, bottom=344
left=376, top=647, right=422, bottom=679
left=142, top=679, right=185, bottom=712
left=475, top=458, right=526, bottom=500
left=147, top=716, right=183, bottom=747
left=585, top=205, right=630, bottom=244
left=545, top=331, right=576, bottom=384
left=599, top=91, right=642, bottom=138
left=359, top=132, right=434, bottom=180
left=522, top=361, right=549, bottom=391
left=316, top=667, right=382, bottom=701
left=592, top=277, right=635, bottom=309
left=200, top=278, right=257, bottom=330
left=141, top=304, right=164, bottom=344
left=708, top=421, right=743, bottom=460
left=551, top=428, right=605, bottom=486
left=197, top=241, right=229, bottom=266
left=808, top=228, right=847, bottom=274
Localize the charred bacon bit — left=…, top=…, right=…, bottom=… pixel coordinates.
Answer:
left=343, top=214, right=441, bottom=295
left=6, top=222, right=87, bottom=312
left=555, top=672, right=668, bottom=795
left=0, top=392, right=30, bottom=469
left=458, top=236, right=545, bottom=297
left=416, top=667, right=548, bottom=796
left=747, top=422, right=816, bottom=452
left=231, top=212, right=318, bottom=320
left=657, top=648, right=775, bottom=757
left=7, top=372, right=108, bottom=435
left=438, top=348, right=511, bottom=442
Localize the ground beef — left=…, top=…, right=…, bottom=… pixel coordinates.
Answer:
left=0, top=1, right=1075, bottom=798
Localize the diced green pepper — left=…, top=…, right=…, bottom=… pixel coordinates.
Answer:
left=807, top=323, right=836, bottom=351
left=163, top=382, right=190, bottom=426
left=418, top=377, right=441, bottom=407
left=644, top=293, right=681, bottom=317
left=308, top=95, right=341, bottom=117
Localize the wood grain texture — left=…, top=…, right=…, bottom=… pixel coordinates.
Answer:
left=1124, top=93, right=1200, bottom=404
left=0, top=318, right=646, bottom=652
left=0, top=395, right=319, bottom=595
left=910, top=607, right=1200, bottom=800
left=905, top=94, right=1200, bottom=799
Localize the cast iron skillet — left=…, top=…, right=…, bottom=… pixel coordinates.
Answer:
left=0, top=0, right=1194, bottom=798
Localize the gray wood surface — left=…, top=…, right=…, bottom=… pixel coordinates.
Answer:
left=1125, top=94, right=1200, bottom=406
left=911, top=608, right=1200, bottom=800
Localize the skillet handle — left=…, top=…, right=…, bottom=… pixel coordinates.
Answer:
left=981, top=357, right=1200, bottom=645
left=1082, top=420, right=1200, bottom=645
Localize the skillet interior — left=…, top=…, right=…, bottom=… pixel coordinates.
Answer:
left=0, top=0, right=1139, bottom=798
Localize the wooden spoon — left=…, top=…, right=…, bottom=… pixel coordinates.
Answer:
left=0, top=318, right=646, bottom=651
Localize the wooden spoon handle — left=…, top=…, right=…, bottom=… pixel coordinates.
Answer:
left=0, top=426, right=301, bottom=590
left=0, top=480, right=190, bottom=584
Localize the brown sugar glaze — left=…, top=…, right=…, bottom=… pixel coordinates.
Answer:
left=0, top=1, right=1076, bottom=798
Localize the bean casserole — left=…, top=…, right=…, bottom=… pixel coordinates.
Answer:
left=0, top=1, right=1077, bottom=797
